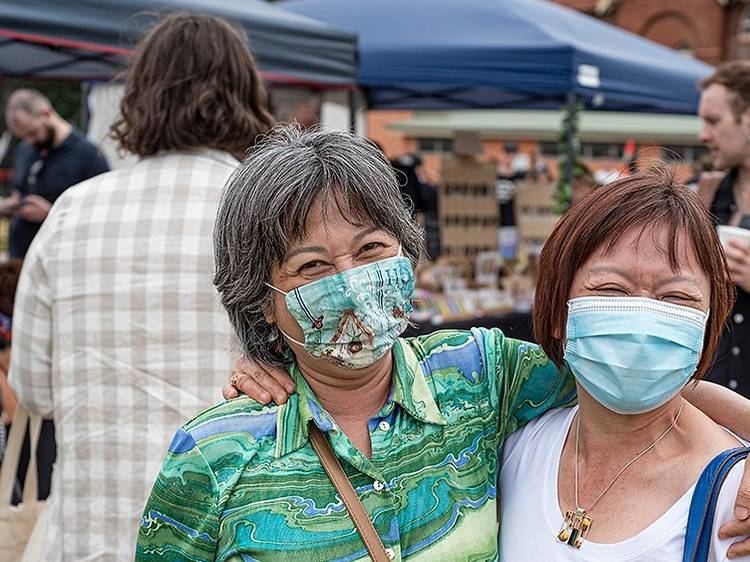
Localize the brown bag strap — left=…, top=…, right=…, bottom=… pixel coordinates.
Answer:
left=308, top=424, right=391, bottom=562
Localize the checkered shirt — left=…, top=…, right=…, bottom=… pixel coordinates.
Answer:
left=9, top=149, right=239, bottom=561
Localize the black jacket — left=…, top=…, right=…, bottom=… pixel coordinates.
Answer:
left=708, top=168, right=750, bottom=397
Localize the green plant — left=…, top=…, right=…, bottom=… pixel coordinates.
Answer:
left=555, top=101, right=585, bottom=213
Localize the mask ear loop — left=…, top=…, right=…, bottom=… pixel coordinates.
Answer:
left=265, top=282, right=307, bottom=348
left=276, top=326, right=307, bottom=349
left=265, top=282, right=288, bottom=296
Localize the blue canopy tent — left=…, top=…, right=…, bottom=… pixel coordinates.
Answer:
left=0, top=0, right=357, bottom=87
left=282, top=0, right=712, bottom=114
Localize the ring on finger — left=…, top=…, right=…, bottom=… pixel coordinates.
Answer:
left=230, top=372, right=247, bottom=387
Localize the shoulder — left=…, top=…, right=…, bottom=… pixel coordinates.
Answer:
left=502, top=406, right=573, bottom=468
left=403, top=327, right=547, bottom=371
left=162, top=397, right=278, bottom=491
left=183, top=395, right=278, bottom=437
left=53, top=130, right=104, bottom=165
left=49, top=167, right=120, bottom=206
left=403, top=329, right=486, bottom=374
left=181, top=396, right=278, bottom=454
left=63, top=131, right=96, bottom=156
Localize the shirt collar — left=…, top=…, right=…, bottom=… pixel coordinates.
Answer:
left=142, top=148, right=239, bottom=168
left=273, top=339, right=447, bottom=459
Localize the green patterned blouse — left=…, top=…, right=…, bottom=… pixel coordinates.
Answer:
left=136, top=328, right=575, bottom=561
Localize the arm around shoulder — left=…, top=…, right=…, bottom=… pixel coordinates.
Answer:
left=478, top=327, right=576, bottom=437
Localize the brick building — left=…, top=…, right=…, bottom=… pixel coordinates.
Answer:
left=553, top=0, right=750, bottom=64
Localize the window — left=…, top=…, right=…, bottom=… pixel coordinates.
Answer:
left=581, top=143, right=623, bottom=159
left=739, top=6, right=750, bottom=37
left=539, top=141, right=559, bottom=157
left=417, top=137, right=454, bottom=154
left=675, top=41, right=695, bottom=57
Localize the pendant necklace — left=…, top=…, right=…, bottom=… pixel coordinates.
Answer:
left=557, top=402, right=684, bottom=549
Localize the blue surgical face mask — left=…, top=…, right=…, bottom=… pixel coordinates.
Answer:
left=267, top=252, right=415, bottom=369
left=564, top=296, right=708, bottom=415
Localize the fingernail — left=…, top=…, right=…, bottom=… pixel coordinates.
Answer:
left=260, top=392, right=270, bottom=403
left=736, top=506, right=749, bottom=520
left=286, top=384, right=295, bottom=393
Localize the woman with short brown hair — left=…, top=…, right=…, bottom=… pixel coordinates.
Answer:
left=501, top=168, right=748, bottom=560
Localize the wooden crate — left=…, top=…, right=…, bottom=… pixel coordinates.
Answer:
left=438, top=156, right=499, bottom=257
left=515, top=181, right=561, bottom=256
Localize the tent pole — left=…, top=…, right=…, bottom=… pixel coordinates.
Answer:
left=565, top=91, right=577, bottom=191
left=348, top=89, right=356, bottom=133
left=81, top=81, right=91, bottom=135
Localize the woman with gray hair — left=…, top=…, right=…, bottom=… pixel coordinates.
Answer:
left=137, top=125, right=750, bottom=561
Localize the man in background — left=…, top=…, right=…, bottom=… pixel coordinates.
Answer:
left=9, top=13, right=274, bottom=560
left=698, top=61, right=750, bottom=396
left=2, top=90, right=108, bottom=258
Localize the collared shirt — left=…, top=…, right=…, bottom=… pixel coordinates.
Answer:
left=9, top=149, right=239, bottom=561
left=136, top=328, right=576, bottom=561
left=9, top=129, right=109, bottom=258
left=709, top=169, right=750, bottom=397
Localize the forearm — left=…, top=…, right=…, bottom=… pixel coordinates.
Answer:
left=0, top=371, right=16, bottom=423
left=683, top=380, right=750, bottom=440
left=9, top=222, right=55, bottom=417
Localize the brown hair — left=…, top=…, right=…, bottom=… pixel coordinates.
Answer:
left=700, top=61, right=750, bottom=122
left=111, top=12, right=275, bottom=158
left=0, top=259, right=22, bottom=318
left=534, top=167, right=734, bottom=380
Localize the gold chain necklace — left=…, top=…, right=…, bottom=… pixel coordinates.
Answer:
left=557, top=402, right=684, bottom=549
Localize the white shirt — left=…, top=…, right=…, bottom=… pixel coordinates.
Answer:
left=499, top=406, right=748, bottom=562
left=9, top=149, right=238, bottom=561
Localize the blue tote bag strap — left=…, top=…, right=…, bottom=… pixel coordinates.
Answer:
left=683, top=446, right=750, bottom=562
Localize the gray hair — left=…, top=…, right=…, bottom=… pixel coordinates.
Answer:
left=214, top=124, right=425, bottom=365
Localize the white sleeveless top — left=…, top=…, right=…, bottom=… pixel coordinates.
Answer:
left=499, top=406, right=748, bottom=562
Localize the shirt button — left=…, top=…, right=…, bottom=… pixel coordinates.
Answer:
left=734, top=313, right=744, bottom=324
left=733, top=346, right=741, bottom=356
left=385, top=547, right=396, bottom=560
left=729, top=379, right=739, bottom=390
left=378, top=420, right=391, bottom=432
left=373, top=480, right=385, bottom=491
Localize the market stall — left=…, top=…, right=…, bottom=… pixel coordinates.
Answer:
left=281, top=0, right=714, bottom=330
left=0, top=0, right=357, bottom=87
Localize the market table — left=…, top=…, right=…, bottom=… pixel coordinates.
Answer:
left=404, top=311, right=535, bottom=343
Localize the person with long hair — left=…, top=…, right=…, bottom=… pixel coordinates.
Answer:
left=9, top=12, right=274, bottom=560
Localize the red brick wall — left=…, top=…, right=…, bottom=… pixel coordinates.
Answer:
left=553, top=0, right=732, bottom=64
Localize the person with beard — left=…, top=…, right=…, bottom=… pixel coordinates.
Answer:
left=698, top=62, right=750, bottom=396
left=1, top=89, right=109, bottom=258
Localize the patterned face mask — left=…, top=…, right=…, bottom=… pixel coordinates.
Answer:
left=267, top=254, right=415, bottom=369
